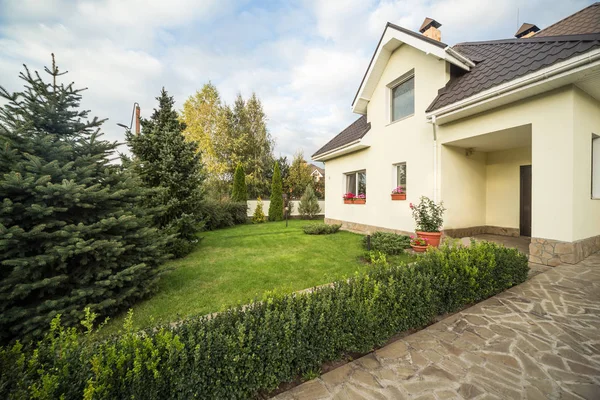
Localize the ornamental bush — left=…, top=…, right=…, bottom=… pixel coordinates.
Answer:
left=201, top=200, right=247, bottom=230
left=410, top=196, right=445, bottom=232
left=0, top=242, right=528, bottom=399
left=252, top=197, right=266, bottom=223
left=363, top=232, right=411, bottom=255
left=298, top=185, right=321, bottom=219
left=303, top=223, right=341, bottom=235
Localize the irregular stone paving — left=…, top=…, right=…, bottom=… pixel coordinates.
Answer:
left=273, top=253, right=600, bottom=400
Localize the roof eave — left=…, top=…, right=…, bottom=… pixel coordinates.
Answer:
left=312, top=140, right=370, bottom=162
left=426, top=47, right=600, bottom=124
left=351, top=23, right=473, bottom=115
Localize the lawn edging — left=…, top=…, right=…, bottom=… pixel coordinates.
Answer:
left=0, top=242, right=528, bottom=399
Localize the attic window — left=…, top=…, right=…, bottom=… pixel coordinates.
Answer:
left=389, top=74, right=415, bottom=122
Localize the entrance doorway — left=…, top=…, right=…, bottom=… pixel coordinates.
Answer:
left=520, top=165, right=532, bottom=237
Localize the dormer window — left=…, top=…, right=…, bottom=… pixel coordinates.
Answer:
left=388, top=71, right=415, bottom=123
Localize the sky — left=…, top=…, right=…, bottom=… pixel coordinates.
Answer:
left=0, top=0, right=595, bottom=160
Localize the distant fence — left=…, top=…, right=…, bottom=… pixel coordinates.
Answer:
left=247, top=199, right=326, bottom=217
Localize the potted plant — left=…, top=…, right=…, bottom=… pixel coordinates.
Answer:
left=391, top=186, right=406, bottom=200
left=410, top=196, right=445, bottom=247
left=409, top=235, right=428, bottom=252
left=343, top=193, right=366, bottom=204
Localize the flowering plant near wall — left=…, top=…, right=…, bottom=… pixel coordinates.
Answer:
left=343, top=192, right=356, bottom=200
left=357, top=193, right=366, bottom=199
left=410, top=196, right=445, bottom=232
left=391, top=186, right=405, bottom=194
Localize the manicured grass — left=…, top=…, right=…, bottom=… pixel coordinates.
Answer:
left=104, top=220, right=414, bottom=332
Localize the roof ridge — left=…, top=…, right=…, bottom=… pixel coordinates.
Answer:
left=454, top=33, right=600, bottom=47
left=534, top=2, right=599, bottom=37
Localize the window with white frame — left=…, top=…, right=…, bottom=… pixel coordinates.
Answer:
left=345, top=170, right=366, bottom=197
left=395, top=162, right=407, bottom=192
left=593, top=134, right=600, bottom=198
left=390, top=74, right=414, bottom=122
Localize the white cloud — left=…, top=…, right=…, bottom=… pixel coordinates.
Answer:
left=0, top=0, right=595, bottom=160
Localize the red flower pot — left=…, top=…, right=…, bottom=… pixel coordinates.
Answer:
left=344, top=198, right=366, bottom=204
left=416, top=231, right=442, bottom=248
left=391, top=193, right=406, bottom=200
left=410, top=244, right=428, bottom=253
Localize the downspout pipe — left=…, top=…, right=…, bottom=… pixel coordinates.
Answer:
left=430, top=115, right=438, bottom=203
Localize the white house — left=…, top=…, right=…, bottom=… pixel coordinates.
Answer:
left=312, top=3, right=600, bottom=266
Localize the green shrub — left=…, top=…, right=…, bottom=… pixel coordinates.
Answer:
left=363, top=231, right=411, bottom=255
left=0, top=242, right=528, bottom=400
left=268, top=162, right=284, bottom=221
left=231, top=164, right=248, bottom=202
left=303, top=223, right=341, bottom=235
left=201, top=200, right=247, bottom=230
left=298, top=185, right=321, bottom=219
left=252, top=197, right=266, bottom=223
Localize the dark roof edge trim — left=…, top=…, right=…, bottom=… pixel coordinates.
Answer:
left=351, top=22, right=448, bottom=107
left=455, top=33, right=600, bottom=47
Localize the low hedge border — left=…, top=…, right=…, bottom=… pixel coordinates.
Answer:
left=363, top=231, right=411, bottom=255
left=0, top=242, right=528, bottom=399
left=303, top=223, right=341, bottom=235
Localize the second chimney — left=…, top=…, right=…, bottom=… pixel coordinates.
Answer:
left=419, top=18, right=442, bottom=41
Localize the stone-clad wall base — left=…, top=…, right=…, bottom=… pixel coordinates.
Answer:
left=444, top=226, right=520, bottom=238
left=529, top=235, right=600, bottom=266
left=324, top=218, right=413, bottom=237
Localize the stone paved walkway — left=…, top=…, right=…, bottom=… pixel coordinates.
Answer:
left=273, top=253, right=600, bottom=400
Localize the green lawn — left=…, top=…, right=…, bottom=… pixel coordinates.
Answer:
left=104, top=220, right=413, bottom=333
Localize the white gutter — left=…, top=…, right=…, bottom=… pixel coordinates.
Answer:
left=445, top=46, right=476, bottom=68
left=427, top=48, right=600, bottom=121
left=311, top=139, right=362, bottom=162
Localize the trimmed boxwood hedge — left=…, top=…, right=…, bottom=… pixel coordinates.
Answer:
left=0, top=242, right=528, bottom=399
left=363, top=231, right=411, bottom=255
left=303, top=223, right=341, bottom=235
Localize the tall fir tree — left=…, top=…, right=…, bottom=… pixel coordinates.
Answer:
left=268, top=162, right=284, bottom=221
left=231, top=164, right=248, bottom=202
left=126, top=88, right=205, bottom=257
left=0, top=56, right=170, bottom=344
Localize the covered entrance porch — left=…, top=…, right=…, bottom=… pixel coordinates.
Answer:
left=440, top=123, right=533, bottom=241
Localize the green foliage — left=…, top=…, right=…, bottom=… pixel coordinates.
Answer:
left=231, top=164, right=248, bottom=202
left=252, top=197, right=266, bottom=223
left=268, top=162, right=284, bottom=221
left=298, top=185, right=321, bottom=219
left=366, top=251, right=388, bottom=267
left=303, top=223, right=342, bottom=235
left=126, top=88, right=205, bottom=257
left=200, top=200, right=247, bottom=230
left=286, top=150, right=313, bottom=198
left=0, top=242, right=528, bottom=399
left=0, top=58, right=170, bottom=344
left=410, top=196, right=446, bottom=232
left=363, top=232, right=411, bottom=255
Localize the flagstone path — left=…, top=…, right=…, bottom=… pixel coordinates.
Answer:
left=273, top=253, right=600, bottom=400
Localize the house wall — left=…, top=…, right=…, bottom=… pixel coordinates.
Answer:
left=572, top=87, right=600, bottom=241
left=485, top=147, right=532, bottom=229
left=323, top=44, right=448, bottom=233
left=441, top=146, right=487, bottom=229
left=437, top=87, right=575, bottom=242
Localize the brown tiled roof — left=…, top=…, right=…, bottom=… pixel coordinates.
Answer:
left=535, top=2, right=600, bottom=37
left=427, top=33, right=600, bottom=112
left=309, top=163, right=324, bottom=175
left=312, top=115, right=371, bottom=157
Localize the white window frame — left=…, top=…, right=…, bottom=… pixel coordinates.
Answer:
left=393, top=162, right=407, bottom=192
left=344, top=170, right=366, bottom=196
left=387, top=69, right=415, bottom=124
left=593, top=133, right=600, bottom=199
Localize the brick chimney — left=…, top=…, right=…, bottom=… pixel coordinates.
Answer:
left=515, top=23, right=540, bottom=38
left=135, top=105, right=140, bottom=135
left=419, top=18, right=442, bottom=41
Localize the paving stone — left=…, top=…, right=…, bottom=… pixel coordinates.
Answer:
left=566, top=360, right=600, bottom=376
left=375, top=340, right=408, bottom=360
left=404, top=380, right=449, bottom=394
left=565, top=383, right=600, bottom=400
left=420, top=365, right=456, bottom=381
left=321, top=363, right=354, bottom=386
left=351, top=369, right=382, bottom=388
left=356, top=354, right=380, bottom=370
left=435, top=390, right=458, bottom=399
left=525, top=385, right=547, bottom=400
left=540, top=353, right=567, bottom=370
left=291, top=379, right=330, bottom=399
left=457, top=383, right=483, bottom=399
